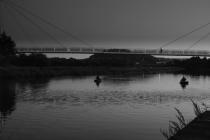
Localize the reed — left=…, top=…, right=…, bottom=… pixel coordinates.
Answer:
left=161, top=100, right=208, bottom=139
left=160, top=108, right=187, bottom=139
left=191, top=99, right=208, bottom=117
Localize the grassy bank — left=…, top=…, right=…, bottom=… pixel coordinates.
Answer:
left=0, top=66, right=183, bottom=79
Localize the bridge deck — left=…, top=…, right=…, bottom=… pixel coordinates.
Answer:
left=169, top=111, right=210, bottom=140
left=16, top=47, right=210, bottom=56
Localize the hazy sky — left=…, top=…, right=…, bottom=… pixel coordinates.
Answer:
left=1, top=0, right=210, bottom=50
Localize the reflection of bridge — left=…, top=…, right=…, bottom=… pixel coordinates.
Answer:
left=16, top=47, right=210, bottom=57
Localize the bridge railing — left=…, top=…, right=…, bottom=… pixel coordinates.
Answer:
left=16, top=47, right=210, bottom=56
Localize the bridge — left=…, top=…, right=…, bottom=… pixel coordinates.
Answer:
left=1, top=0, right=210, bottom=57
left=16, top=47, right=210, bottom=57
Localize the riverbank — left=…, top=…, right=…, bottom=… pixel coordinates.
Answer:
left=0, top=66, right=183, bottom=79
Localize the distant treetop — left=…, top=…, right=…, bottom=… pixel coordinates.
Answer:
left=0, top=31, right=16, bottom=56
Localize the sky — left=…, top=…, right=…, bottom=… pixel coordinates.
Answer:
left=1, top=0, right=210, bottom=58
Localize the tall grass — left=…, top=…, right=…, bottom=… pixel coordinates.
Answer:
left=160, top=108, right=187, bottom=139
left=161, top=100, right=209, bottom=139
left=191, top=99, right=208, bottom=117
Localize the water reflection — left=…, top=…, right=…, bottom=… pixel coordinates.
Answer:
left=0, top=79, right=16, bottom=120
left=180, top=82, right=188, bottom=89
left=0, top=79, right=16, bottom=134
left=17, top=78, right=50, bottom=90
left=94, top=75, right=102, bottom=87
left=1, top=74, right=210, bottom=140
left=103, top=74, right=155, bottom=84
left=11, top=74, right=210, bottom=106
left=94, top=80, right=101, bottom=87
left=16, top=78, right=50, bottom=103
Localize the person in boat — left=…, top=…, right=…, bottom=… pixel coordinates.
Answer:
left=94, top=75, right=101, bottom=82
left=180, top=76, right=188, bottom=84
left=94, top=75, right=101, bottom=87
left=96, top=75, right=101, bottom=80
left=181, top=76, right=186, bottom=82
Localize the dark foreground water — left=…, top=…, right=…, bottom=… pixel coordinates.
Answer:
left=1, top=73, right=210, bottom=140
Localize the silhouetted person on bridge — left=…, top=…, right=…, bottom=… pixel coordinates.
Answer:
left=160, top=48, right=163, bottom=53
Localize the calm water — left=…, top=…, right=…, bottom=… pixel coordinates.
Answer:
left=1, top=73, right=210, bottom=140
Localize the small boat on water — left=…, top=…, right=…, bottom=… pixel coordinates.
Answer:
left=94, top=75, right=101, bottom=82
left=94, top=78, right=101, bottom=83
left=180, top=76, right=189, bottom=85
left=94, top=75, right=102, bottom=86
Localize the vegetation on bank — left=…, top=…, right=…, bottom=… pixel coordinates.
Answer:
left=167, top=57, right=210, bottom=73
left=161, top=100, right=208, bottom=140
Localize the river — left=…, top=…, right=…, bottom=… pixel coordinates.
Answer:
left=0, top=73, right=210, bottom=140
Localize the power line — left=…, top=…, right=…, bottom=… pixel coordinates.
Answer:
left=4, top=1, right=66, bottom=48
left=0, top=0, right=4, bottom=31
left=6, top=0, right=93, bottom=48
left=187, top=32, right=210, bottom=50
left=4, top=4, right=35, bottom=45
left=160, top=22, right=210, bottom=49
left=3, top=0, right=210, bottom=50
